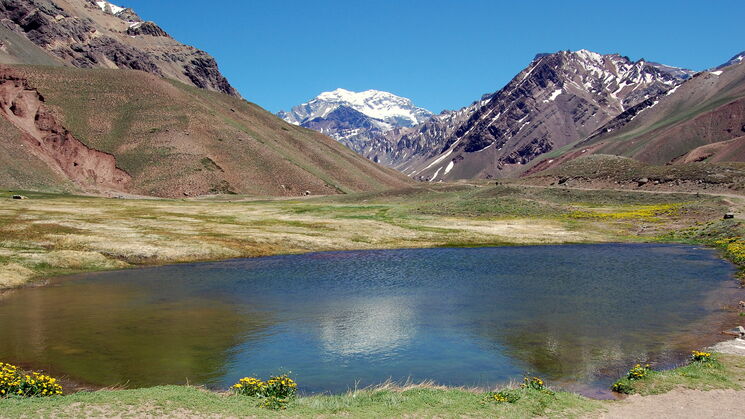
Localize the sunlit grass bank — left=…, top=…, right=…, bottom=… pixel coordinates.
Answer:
left=1, top=354, right=744, bottom=418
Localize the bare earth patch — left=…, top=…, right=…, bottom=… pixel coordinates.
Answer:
left=595, top=388, right=745, bottom=419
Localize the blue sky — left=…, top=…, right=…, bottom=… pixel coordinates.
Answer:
left=124, top=0, right=745, bottom=114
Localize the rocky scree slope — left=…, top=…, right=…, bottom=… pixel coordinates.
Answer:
left=0, top=0, right=237, bottom=96
left=278, top=88, right=433, bottom=158
left=0, top=65, right=411, bottom=197
left=376, top=50, right=693, bottom=181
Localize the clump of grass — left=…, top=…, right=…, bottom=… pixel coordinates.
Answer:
left=611, top=353, right=745, bottom=396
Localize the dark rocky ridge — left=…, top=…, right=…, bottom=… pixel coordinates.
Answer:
left=0, top=0, right=238, bottom=97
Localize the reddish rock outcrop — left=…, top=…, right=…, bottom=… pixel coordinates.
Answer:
left=0, top=66, right=130, bottom=192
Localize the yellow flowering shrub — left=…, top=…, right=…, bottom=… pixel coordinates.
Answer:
left=626, top=364, right=653, bottom=380
left=521, top=376, right=547, bottom=391
left=567, top=204, right=682, bottom=221
left=0, top=362, right=63, bottom=398
left=483, top=390, right=520, bottom=404
left=691, top=350, right=715, bottom=364
left=611, top=363, right=653, bottom=394
left=231, top=374, right=297, bottom=410
left=232, top=377, right=266, bottom=397
left=265, top=375, right=297, bottom=399
left=713, top=237, right=745, bottom=265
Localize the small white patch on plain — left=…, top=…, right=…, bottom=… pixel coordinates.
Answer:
left=710, top=70, right=723, bottom=76
left=444, top=160, right=454, bottom=175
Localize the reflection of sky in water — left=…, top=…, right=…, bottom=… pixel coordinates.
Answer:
left=319, top=296, right=415, bottom=357
left=0, top=243, right=742, bottom=395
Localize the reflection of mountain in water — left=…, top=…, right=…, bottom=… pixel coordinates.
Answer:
left=0, top=276, right=275, bottom=387
left=319, top=296, right=415, bottom=356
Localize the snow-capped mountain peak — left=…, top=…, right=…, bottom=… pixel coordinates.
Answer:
left=278, top=89, right=433, bottom=158
left=279, top=89, right=433, bottom=128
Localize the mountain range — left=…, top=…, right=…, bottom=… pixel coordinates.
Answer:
left=0, top=0, right=743, bottom=197
left=278, top=88, right=433, bottom=158
left=282, top=51, right=703, bottom=181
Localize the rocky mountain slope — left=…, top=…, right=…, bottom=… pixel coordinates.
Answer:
left=528, top=53, right=745, bottom=174
left=278, top=88, right=432, bottom=156
left=0, top=0, right=237, bottom=96
left=378, top=50, right=694, bottom=181
left=0, top=64, right=410, bottom=197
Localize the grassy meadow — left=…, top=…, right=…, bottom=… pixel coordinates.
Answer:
left=0, top=183, right=732, bottom=289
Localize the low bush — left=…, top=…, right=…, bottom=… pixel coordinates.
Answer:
left=611, top=363, right=654, bottom=394
left=231, top=374, right=297, bottom=410
left=0, top=362, right=63, bottom=398
left=691, top=350, right=717, bottom=365
left=483, top=389, right=521, bottom=404
left=521, top=376, right=554, bottom=395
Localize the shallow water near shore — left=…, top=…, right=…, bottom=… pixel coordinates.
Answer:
left=0, top=243, right=742, bottom=397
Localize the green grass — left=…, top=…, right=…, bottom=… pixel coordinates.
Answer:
left=611, top=354, right=745, bottom=396
left=2, top=355, right=744, bottom=418
left=0, top=383, right=603, bottom=418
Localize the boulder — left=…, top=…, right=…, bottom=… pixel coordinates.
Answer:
left=11, top=195, right=27, bottom=200
left=637, top=178, right=649, bottom=186
left=723, top=326, right=745, bottom=337
left=724, top=212, right=735, bottom=219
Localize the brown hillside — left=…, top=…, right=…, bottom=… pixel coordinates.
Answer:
left=0, top=65, right=411, bottom=197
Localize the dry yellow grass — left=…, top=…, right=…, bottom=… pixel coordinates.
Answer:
left=0, top=184, right=729, bottom=289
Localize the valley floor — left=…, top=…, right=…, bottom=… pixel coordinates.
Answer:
left=2, top=182, right=745, bottom=417
left=1, top=182, right=739, bottom=290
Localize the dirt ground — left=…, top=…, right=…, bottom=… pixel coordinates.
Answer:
left=595, top=388, right=745, bottom=419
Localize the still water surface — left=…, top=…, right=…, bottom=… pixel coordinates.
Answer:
left=0, top=244, right=740, bottom=395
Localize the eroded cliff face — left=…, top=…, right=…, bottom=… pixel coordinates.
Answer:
left=0, top=66, right=130, bottom=192
left=0, top=0, right=238, bottom=97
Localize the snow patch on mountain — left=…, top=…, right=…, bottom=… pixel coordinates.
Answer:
left=96, top=1, right=125, bottom=15
left=279, top=88, right=433, bottom=128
